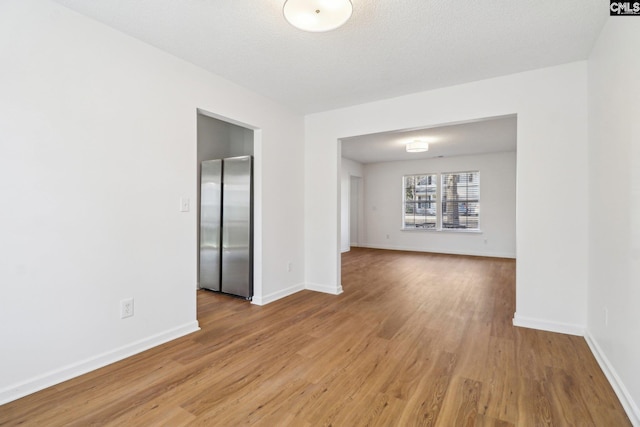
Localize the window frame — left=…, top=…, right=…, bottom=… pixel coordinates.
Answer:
left=441, top=171, right=480, bottom=231
left=402, top=173, right=438, bottom=230
left=401, top=171, right=481, bottom=232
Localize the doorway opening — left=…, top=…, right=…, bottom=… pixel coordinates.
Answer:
left=196, top=109, right=262, bottom=306
left=349, top=176, right=363, bottom=249
left=338, top=115, right=517, bottom=288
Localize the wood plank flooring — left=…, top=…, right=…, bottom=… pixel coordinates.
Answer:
left=0, top=248, right=630, bottom=426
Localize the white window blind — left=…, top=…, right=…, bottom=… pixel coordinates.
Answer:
left=441, top=171, right=480, bottom=230
left=403, top=174, right=437, bottom=229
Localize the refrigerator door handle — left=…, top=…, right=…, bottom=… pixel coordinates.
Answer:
left=222, top=182, right=229, bottom=252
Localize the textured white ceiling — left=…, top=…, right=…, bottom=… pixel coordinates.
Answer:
left=53, top=0, right=607, bottom=113
left=341, top=115, right=517, bottom=164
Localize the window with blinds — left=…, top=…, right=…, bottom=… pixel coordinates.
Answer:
left=441, top=171, right=480, bottom=230
left=403, top=174, right=437, bottom=229
left=402, top=171, right=480, bottom=231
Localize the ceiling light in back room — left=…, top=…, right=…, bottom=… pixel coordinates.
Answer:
left=406, top=140, right=429, bottom=153
left=283, top=0, right=353, bottom=32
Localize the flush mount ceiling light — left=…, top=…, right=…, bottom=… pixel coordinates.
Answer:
left=406, top=140, right=429, bottom=153
left=283, top=0, right=353, bottom=33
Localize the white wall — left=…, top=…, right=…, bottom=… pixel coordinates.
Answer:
left=305, top=61, right=588, bottom=334
left=0, top=0, right=305, bottom=404
left=587, top=18, right=640, bottom=425
left=197, top=113, right=254, bottom=162
left=198, top=114, right=236, bottom=162
left=361, top=151, right=516, bottom=258
left=340, top=158, right=363, bottom=252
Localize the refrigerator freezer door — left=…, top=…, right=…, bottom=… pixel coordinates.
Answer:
left=199, top=159, right=222, bottom=291
left=221, top=156, right=253, bottom=298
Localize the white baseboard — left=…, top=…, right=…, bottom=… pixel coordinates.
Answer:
left=585, top=333, right=640, bottom=426
left=251, top=281, right=343, bottom=306
left=512, top=313, right=585, bottom=336
left=252, top=283, right=305, bottom=306
left=359, top=243, right=515, bottom=259
left=0, top=321, right=200, bottom=405
left=306, top=282, right=344, bottom=295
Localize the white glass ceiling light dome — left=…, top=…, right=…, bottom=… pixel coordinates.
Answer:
left=283, top=0, right=353, bottom=32
left=406, top=140, right=429, bottom=153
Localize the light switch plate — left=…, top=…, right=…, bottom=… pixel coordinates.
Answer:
left=180, top=197, right=190, bottom=212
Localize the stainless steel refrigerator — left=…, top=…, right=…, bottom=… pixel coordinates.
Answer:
left=199, top=156, right=253, bottom=299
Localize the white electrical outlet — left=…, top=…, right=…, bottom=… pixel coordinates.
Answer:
left=287, top=262, right=292, bottom=272
left=121, top=298, right=134, bottom=319
left=604, top=306, right=608, bottom=327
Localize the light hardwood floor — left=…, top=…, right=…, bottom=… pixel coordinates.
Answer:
left=0, top=248, right=630, bottom=426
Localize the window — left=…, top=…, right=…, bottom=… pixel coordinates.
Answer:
left=441, top=171, right=480, bottom=230
left=402, top=171, right=480, bottom=231
left=403, top=174, right=437, bottom=229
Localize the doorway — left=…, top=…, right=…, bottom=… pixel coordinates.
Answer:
left=349, top=176, right=362, bottom=248
left=338, top=115, right=517, bottom=285
left=196, top=109, right=261, bottom=303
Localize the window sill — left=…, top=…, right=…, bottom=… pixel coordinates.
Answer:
left=401, top=228, right=482, bottom=234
